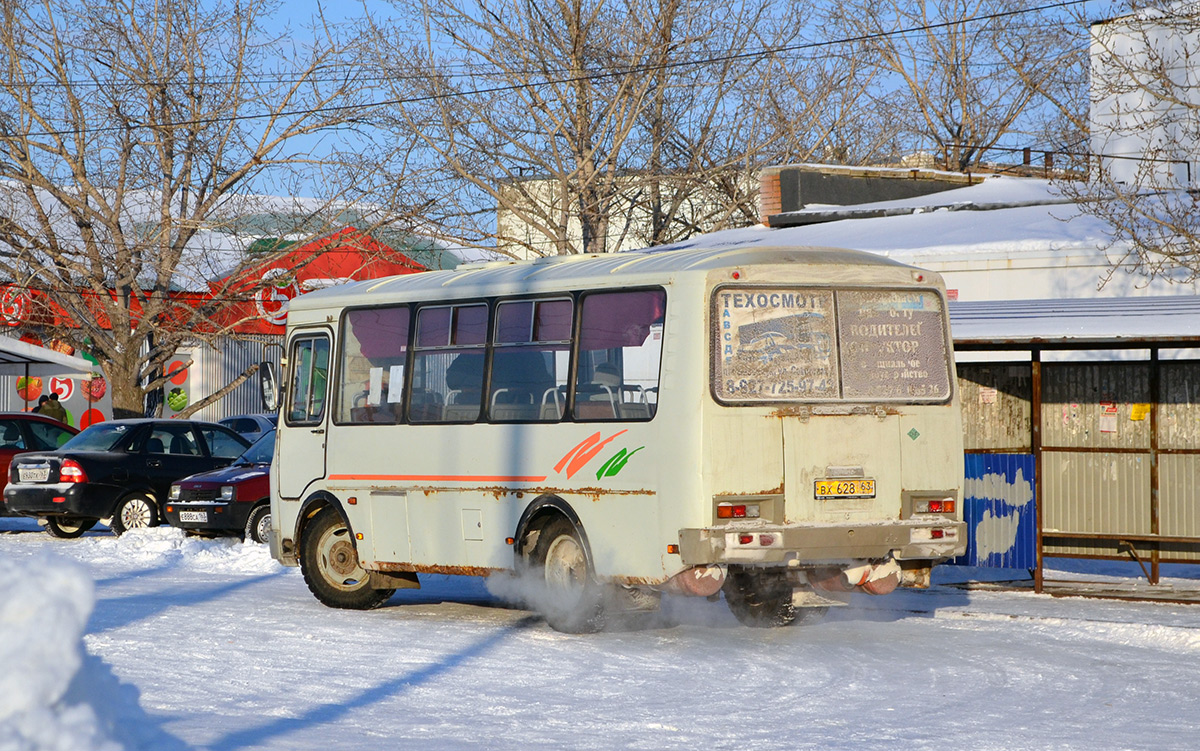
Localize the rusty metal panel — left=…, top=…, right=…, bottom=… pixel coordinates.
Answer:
left=1041, top=452, right=1150, bottom=542
left=1159, top=362, right=1200, bottom=450
left=1041, top=363, right=1151, bottom=450
left=957, top=364, right=1031, bottom=451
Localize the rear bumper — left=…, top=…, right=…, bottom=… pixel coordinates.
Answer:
left=3, top=483, right=122, bottom=520
left=678, top=519, right=966, bottom=565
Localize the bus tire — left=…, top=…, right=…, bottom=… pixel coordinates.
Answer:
left=528, top=517, right=606, bottom=634
left=300, top=506, right=393, bottom=610
left=723, top=568, right=798, bottom=628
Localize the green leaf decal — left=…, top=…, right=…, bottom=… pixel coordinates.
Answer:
left=596, top=446, right=644, bottom=480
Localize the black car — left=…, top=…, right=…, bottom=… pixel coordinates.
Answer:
left=4, top=419, right=250, bottom=538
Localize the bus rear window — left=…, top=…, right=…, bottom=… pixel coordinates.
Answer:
left=713, top=287, right=950, bottom=403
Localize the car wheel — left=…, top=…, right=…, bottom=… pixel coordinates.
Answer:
left=111, top=493, right=158, bottom=536
left=45, top=516, right=97, bottom=539
left=527, top=517, right=606, bottom=634
left=299, top=506, right=393, bottom=609
left=244, top=504, right=271, bottom=544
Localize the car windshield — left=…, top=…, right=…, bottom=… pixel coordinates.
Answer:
left=59, top=422, right=134, bottom=452
left=236, top=429, right=275, bottom=465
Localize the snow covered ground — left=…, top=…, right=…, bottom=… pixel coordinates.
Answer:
left=3, top=516, right=1200, bottom=751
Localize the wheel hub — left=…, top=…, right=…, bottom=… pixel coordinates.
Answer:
left=326, top=538, right=359, bottom=578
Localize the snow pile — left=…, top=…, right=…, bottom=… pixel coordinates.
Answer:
left=0, top=553, right=123, bottom=751
left=69, top=526, right=278, bottom=575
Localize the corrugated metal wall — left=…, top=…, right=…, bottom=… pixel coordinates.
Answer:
left=959, top=364, right=1031, bottom=451
left=958, top=358, right=1200, bottom=570
left=957, top=453, right=1037, bottom=568
left=188, top=335, right=283, bottom=423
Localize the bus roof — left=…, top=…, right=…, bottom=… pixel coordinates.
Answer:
left=287, top=243, right=919, bottom=313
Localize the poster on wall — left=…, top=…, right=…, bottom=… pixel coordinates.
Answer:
left=162, top=355, right=192, bottom=417
left=15, top=372, right=111, bottom=429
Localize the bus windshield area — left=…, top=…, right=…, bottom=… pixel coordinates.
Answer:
left=333, top=288, right=665, bottom=425
left=714, top=287, right=951, bottom=403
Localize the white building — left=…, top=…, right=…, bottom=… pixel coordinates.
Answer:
left=1089, top=3, right=1200, bottom=187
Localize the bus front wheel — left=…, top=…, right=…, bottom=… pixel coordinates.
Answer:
left=528, top=518, right=606, bottom=634
left=300, top=506, right=393, bottom=610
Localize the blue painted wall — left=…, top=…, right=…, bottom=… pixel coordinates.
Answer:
left=952, top=454, right=1037, bottom=569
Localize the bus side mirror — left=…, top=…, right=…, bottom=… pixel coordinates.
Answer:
left=260, top=361, right=279, bottom=412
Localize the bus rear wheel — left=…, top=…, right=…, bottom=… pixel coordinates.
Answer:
left=300, top=506, right=393, bottom=610
left=724, top=568, right=816, bottom=628
left=528, top=518, right=606, bottom=634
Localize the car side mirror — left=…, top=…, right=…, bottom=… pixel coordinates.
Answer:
left=259, top=361, right=279, bottom=412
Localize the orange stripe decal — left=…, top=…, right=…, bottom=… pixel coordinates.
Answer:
left=328, top=474, right=548, bottom=483
left=553, top=430, right=628, bottom=480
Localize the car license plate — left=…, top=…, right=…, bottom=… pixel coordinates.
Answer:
left=178, top=511, right=208, bottom=523
left=814, top=478, right=876, bottom=500
left=19, top=467, right=48, bottom=482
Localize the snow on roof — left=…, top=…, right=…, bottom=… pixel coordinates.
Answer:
left=950, top=296, right=1200, bottom=347
left=665, top=176, right=1119, bottom=265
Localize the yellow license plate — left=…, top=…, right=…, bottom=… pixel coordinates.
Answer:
left=814, top=479, right=876, bottom=499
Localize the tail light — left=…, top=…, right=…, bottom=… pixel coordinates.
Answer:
left=59, top=459, right=87, bottom=483
left=913, top=498, right=956, bottom=514
left=717, top=502, right=760, bottom=519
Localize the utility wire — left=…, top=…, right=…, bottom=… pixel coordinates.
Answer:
left=3, top=0, right=1095, bottom=140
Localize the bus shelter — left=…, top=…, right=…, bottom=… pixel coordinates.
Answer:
left=949, top=296, right=1200, bottom=591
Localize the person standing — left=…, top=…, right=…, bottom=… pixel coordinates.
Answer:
left=40, top=393, right=67, bottom=422
left=32, top=395, right=49, bottom=413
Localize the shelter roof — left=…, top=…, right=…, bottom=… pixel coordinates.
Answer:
left=0, top=336, right=97, bottom=376
left=950, top=296, right=1200, bottom=349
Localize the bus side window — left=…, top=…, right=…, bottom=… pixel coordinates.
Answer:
left=411, top=303, right=488, bottom=423
left=337, top=306, right=410, bottom=424
left=573, top=289, right=665, bottom=421
left=490, top=298, right=571, bottom=422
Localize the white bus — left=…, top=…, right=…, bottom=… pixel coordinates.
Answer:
left=267, top=243, right=965, bottom=632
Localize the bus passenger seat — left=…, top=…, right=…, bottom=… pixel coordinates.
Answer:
left=442, top=355, right=483, bottom=421
left=539, top=387, right=564, bottom=420
left=578, top=363, right=619, bottom=418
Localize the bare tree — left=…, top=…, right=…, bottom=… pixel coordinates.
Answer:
left=828, top=0, right=1086, bottom=171
left=0, top=0, right=393, bottom=417
left=1064, top=3, right=1200, bottom=285
left=370, top=0, right=855, bottom=257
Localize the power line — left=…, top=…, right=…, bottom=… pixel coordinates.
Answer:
left=2, top=0, right=1096, bottom=140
